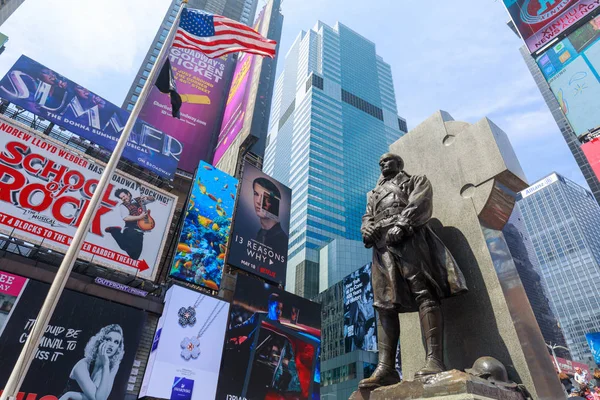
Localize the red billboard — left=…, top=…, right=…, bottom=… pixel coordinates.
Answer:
left=503, top=0, right=600, bottom=53
left=582, top=138, right=600, bottom=181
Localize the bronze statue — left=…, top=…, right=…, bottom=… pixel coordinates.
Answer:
left=358, top=153, right=468, bottom=389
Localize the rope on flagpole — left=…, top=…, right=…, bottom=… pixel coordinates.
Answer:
left=0, top=1, right=188, bottom=399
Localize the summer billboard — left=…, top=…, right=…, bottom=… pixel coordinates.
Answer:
left=0, top=55, right=182, bottom=179
left=343, top=263, right=377, bottom=353
left=0, top=116, right=177, bottom=280
left=537, top=15, right=600, bottom=136
left=216, top=275, right=321, bottom=400
left=0, top=271, right=145, bottom=400
left=227, top=162, right=291, bottom=286
left=169, top=161, right=238, bottom=290
left=503, top=0, right=600, bottom=53
left=139, top=49, right=234, bottom=173
left=139, top=285, right=229, bottom=400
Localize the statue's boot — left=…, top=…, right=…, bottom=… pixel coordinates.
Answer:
left=359, top=310, right=401, bottom=389
left=415, top=302, right=446, bottom=379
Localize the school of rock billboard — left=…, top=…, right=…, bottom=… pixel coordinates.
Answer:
left=503, top=0, right=600, bottom=53
left=227, top=162, right=291, bottom=286
left=139, top=285, right=229, bottom=400
left=139, top=50, right=235, bottom=173
left=0, top=55, right=182, bottom=179
left=216, top=274, right=321, bottom=400
left=0, top=270, right=145, bottom=400
left=168, top=161, right=238, bottom=290
left=0, top=116, right=177, bottom=280
left=343, top=263, right=377, bottom=353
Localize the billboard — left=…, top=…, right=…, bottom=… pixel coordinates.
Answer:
left=216, top=274, right=321, bottom=400
left=586, top=332, right=600, bottom=365
left=168, top=161, right=238, bottom=290
left=536, top=14, right=600, bottom=136
left=504, top=0, right=600, bottom=53
left=139, top=285, right=229, bottom=400
left=139, top=49, right=234, bottom=173
left=0, top=271, right=145, bottom=400
left=343, top=263, right=377, bottom=353
left=582, top=138, right=600, bottom=181
left=227, top=162, right=291, bottom=286
left=0, top=116, right=177, bottom=280
left=0, top=55, right=182, bottom=179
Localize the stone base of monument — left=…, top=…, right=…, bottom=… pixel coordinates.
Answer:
left=349, top=370, right=527, bottom=400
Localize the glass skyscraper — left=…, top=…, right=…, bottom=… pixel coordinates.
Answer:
left=122, top=0, right=258, bottom=111
left=517, top=172, right=600, bottom=363
left=264, top=22, right=406, bottom=298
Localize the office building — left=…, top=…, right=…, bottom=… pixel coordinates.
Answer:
left=517, top=173, right=600, bottom=363
left=122, top=0, right=258, bottom=112
left=503, top=208, right=569, bottom=358
left=518, top=45, right=600, bottom=205
left=0, top=0, right=24, bottom=26
left=319, top=238, right=372, bottom=293
left=264, top=22, right=406, bottom=298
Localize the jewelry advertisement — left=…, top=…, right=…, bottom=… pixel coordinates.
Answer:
left=139, top=285, right=229, bottom=400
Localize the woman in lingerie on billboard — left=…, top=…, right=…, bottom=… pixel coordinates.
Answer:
left=59, top=324, right=125, bottom=400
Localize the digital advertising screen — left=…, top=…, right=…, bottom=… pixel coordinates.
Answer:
left=586, top=332, right=600, bottom=365
left=0, top=55, right=182, bottom=179
left=227, top=162, right=291, bottom=286
left=168, top=161, right=238, bottom=290
left=0, top=271, right=145, bottom=400
left=582, top=138, right=600, bottom=181
left=139, top=285, right=229, bottom=400
left=216, top=274, right=321, bottom=400
left=343, top=263, right=377, bottom=353
left=537, top=14, right=600, bottom=136
left=139, top=49, right=235, bottom=173
left=0, top=116, right=177, bottom=280
left=503, top=0, right=600, bottom=53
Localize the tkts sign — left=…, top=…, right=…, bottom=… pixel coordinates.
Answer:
left=0, top=116, right=177, bottom=280
left=504, top=0, right=600, bottom=52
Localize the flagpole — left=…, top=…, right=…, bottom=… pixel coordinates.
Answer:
left=0, top=1, right=187, bottom=399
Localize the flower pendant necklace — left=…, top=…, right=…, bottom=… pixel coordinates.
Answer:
left=180, top=301, right=227, bottom=360
left=178, top=294, right=205, bottom=327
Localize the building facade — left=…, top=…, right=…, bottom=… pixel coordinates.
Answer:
left=319, top=238, right=372, bottom=293
left=264, top=22, right=406, bottom=298
left=517, top=173, right=600, bottom=363
left=503, top=207, right=570, bottom=358
left=519, top=45, right=600, bottom=205
left=122, top=0, right=258, bottom=112
left=0, top=0, right=24, bottom=26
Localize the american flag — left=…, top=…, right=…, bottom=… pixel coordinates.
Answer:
left=172, top=8, right=277, bottom=59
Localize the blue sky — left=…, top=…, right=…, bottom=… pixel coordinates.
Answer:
left=0, top=0, right=587, bottom=188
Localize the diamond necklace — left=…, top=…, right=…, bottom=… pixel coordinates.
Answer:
left=178, top=294, right=205, bottom=327
left=180, top=301, right=227, bottom=361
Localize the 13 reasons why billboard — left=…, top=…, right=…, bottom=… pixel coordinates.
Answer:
left=216, top=274, right=321, bottom=400
left=504, top=0, right=600, bottom=53
left=0, top=270, right=145, bottom=400
left=227, top=162, right=291, bottom=286
left=139, top=285, right=229, bottom=400
left=0, top=116, right=176, bottom=279
left=343, top=263, right=377, bottom=353
left=139, top=49, right=234, bottom=173
left=0, top=55, right=182, bottom=179
left=169, top=161, right=238, bottom=290
left=537, top=14, right=600, bottom=137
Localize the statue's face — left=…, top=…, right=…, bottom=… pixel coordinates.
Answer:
left=379, top=157, right=400, bottom=177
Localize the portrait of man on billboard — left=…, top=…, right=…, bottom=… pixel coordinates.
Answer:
left=105, top=189, right=155, bottom=260
left=253, top=176, right=288, bottom=251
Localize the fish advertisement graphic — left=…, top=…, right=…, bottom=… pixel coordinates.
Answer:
left=168, top=161, right=238, bottom=290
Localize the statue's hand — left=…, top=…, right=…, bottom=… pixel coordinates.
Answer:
left=362, top=224, right=380, bottom=244
left=386, top=226, right=404, bottom=245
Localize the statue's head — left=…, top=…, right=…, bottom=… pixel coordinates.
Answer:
left=379, top=153, right=403, bottom=178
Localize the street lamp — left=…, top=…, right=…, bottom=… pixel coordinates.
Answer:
left=546, top=342, right=570, bottom=373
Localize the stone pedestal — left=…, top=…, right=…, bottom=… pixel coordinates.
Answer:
left=384, top=111, right=564, bottom=399
left=349, top=371, right=527, bottom=400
